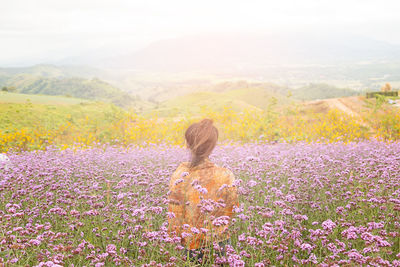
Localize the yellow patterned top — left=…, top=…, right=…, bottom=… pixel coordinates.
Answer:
left=168, top=158, right=239, bottom=250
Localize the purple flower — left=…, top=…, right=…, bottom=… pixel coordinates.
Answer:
left=247, top=180, right=257, bottom=187
left=194, top=184, right=208, bottom=194
left=174, top=178, right=184, bottom=185
left=167, top=211, right=176, bottom=218
left=2, top=141, right=400, bottom=265
left=106, top=244, right=116, bottom=255
left=212, top=216, right=230, bottom=226
left=322, top=219, right=337, bottom=232
left=300, top=243, right=313, bottom=253
left=191, top=227, right=200, bottom=234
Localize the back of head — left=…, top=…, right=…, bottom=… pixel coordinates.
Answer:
left=185, top=119, right=218, bottom=168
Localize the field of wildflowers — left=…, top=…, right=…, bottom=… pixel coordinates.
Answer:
left=2, top=101, right=400, bottom=153
left=1, top=141, right=399, bottom=266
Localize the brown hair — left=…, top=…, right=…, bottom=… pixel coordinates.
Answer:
left=185, top=119, right=218, bottom=168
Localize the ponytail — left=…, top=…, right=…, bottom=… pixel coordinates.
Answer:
left=185, top=119, right=218, bottom=168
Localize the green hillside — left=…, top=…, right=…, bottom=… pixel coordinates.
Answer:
left=152, top=87, right=294, bottom=116
left=222, top=87, right=293, bottom=110
left=0, top=100, right=125, bottom=134
left=288, top=83, right=360, bottom=101
left=0, top=65, right=363, bottom=112
left=0, top=74, right=148, bottom=110
left=151, top=91, right=255, bottom=116
left=0, top=92, right=89, bottom=105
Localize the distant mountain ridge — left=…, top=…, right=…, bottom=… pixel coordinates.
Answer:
left=107, top=32, right=400, bottom=71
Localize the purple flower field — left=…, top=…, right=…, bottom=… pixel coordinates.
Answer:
left=1, top=141, right=400, bottom=266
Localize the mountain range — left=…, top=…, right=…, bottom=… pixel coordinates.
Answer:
left=104, top=32, right=400, bottom=72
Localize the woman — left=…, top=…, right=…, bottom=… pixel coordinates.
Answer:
left=167, top=119, right=239, bottom=263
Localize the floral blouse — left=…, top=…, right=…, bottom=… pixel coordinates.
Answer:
left=167, top=158, right=238, bottom=250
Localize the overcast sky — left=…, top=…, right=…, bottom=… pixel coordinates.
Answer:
left=1, top=0, right=400, bottom=66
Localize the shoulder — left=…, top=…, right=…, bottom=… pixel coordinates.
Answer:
left=213, top=165, right=235, bottom=184
left=179, top=161, right=190, bottom=168
left=174, top=161, right=190, bottom=172
left=169, top=162, right=189, bottom=185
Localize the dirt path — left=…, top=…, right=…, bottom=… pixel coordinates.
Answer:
left=324, top=98, right=361, bottom=117
left=305, top=96, right=370, bottom=128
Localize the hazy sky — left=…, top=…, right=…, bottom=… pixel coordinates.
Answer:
left=1, top=0, right=400, bottom=66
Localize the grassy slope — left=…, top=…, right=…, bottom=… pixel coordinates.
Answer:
left=0, top=73, right=147, bottom=110
left=154, top=87, right=294, bottom=116
left=0, top=92, right=89, bottom=105
left=291, top=83, right=360, bottom=101
left=222, top=87, right=294, bottom=110
left=0, top=97, right=125, bottom=133
left=154, top=91, right=259, bottom=116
